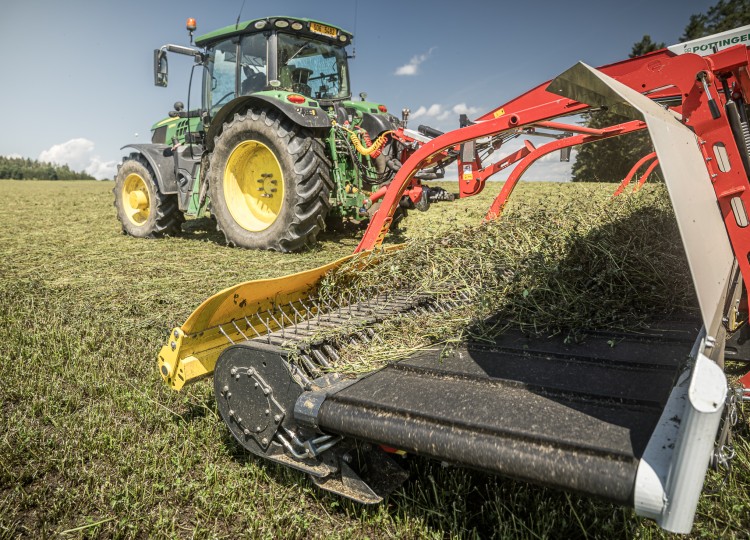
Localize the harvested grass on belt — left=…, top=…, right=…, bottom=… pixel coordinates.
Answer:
left=306, top=185, right=698, bottom=373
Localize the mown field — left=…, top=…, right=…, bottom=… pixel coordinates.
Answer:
left=1, top=179, right=748, bottom=539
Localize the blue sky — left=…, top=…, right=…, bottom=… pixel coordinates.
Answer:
left=0, top=0, right=718, bottom=179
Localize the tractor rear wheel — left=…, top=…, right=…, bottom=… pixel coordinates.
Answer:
left=113, top=153, right=184, bottom=237
left=208, top=107, right=332, bottom=251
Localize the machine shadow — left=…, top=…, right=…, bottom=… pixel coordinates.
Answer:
left=459, top=201, right=701, bottom=468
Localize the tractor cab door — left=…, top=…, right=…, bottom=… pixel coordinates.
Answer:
left=203, top=34, right=269, bottom=117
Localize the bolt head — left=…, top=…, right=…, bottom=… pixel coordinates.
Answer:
left=243, top=428, right=251, bottom=436
left=230, top=367, right=237, bottom=375
left=256, top=426, right=262, bottom=432
left=174, top=330, right=179, bottom=339
left=229, top=409, right=235, bottom=417
left=222, top=385, right=229, bottom=393
left=170, top=341, right=176, bottom=351
left=274, top=414, right=282, bottom=422
left=261, top=438, right=269, bottom=445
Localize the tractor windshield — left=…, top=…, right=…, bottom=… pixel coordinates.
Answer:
left=277, top=33, right=349, bottom=100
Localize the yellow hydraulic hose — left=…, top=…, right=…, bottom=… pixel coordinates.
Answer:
left=334, top=121, right=393, bottom=156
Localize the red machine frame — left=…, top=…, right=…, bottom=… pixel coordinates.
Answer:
left=353, top=44, right=750, bottom=387
left=355, top=45, right=750, bottom=280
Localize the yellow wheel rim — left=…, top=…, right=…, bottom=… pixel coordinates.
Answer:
left=122, top=173, right=151, bottom=226
left=223, top=140, right=284, bottom=232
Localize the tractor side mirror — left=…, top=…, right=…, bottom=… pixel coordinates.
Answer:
left=154, top=49, right=168, bottom=87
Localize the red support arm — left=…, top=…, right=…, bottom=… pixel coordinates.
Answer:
left=484, top=120, right=646, bottom=221
left=632, top=158, right=661, bottom=193
left=613, top=152, right=658, bottom=197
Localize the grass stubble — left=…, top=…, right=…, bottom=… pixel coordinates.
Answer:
left=0, top=180, right=747, bottom=539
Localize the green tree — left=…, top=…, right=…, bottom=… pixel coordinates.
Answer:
left=682, top=0, right=750, bottom=40
left=572, top=0, right=750, bottom=182
left=571, top=35, right=664, bottom=182
left=0, top=156, right=94, bottom=180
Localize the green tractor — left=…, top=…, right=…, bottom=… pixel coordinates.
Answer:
left=114, top=16, right=435, bottom=252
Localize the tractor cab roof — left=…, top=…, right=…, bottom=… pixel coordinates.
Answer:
left=195, top=16, right=353, bottom=48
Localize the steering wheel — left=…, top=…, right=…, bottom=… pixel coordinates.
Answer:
left=212, top=91, right=235, bottom=108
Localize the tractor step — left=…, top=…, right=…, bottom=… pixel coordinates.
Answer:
left=306, top=319, right=700, bottom=504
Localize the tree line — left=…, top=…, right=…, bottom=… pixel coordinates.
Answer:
left=572, top=0, right=750, bottom=182
left=0, top=156, right=94, bottom=180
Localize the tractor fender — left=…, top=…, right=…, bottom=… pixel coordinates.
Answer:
left=121, top=144, right=178, bottom=194
left=205, top=95, right=332, bottom=152
left=359, top=112, right=400, bottom=140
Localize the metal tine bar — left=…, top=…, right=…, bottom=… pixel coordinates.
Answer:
left=322, top=344, right=340, bottom=362
left=218, top=325, right=236, bottom=345
left=300, top=354, right=322, bottom=377
left=297, top=298, right=313, bottom=330
left=254, top=312, right=272, bottom=344
left=278, top=304, right=295, bottom=328
left=231, top=320, right=249, bottom=341
left=288, top=301, right=305, bottom=333
left=244, top=316, right=263, bottom=339
left=285, top=361, right=313, bottom=388
left=267, top=309, right=284, bottom=339
left=311, top=348, right=332, bottom=368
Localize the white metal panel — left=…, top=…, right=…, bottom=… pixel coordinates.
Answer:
left=547, top=63, right=734, bottom=334
left=667, top=25, right=750, bottom=56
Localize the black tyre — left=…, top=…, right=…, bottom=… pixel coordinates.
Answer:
left=208, top=107, right=332, bottom=251
left=113, top=153, right=184, bottom=237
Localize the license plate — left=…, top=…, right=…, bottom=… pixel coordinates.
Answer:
left=309, top=22, right=337, bottom=38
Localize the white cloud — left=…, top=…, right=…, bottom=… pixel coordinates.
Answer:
left=411, top=103, right=444, bottom=119
left=409, top=102, right=481, bottom=123
left=451, top=103, right=481, bottom=117
left=39, top=138, right=117, bottom=180
left=394, top=47, right=436, bottom=76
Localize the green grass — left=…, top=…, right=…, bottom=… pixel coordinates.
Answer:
left=0, top=179, right=748, bottom=539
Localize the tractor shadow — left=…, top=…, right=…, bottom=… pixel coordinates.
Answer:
left=180, top=216, right=227, bottom=244
left=179, top=216, right=406, bottom=248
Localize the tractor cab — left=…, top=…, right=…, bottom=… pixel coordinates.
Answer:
left=195, top=17, right=352, bottom=116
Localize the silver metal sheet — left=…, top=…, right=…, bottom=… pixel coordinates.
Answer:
left=547, top=63, right=734, bottom=334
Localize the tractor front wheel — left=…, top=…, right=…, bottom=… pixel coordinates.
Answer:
left=208, top=108, right=332, bottom=251
left=113, top=153, right=183, bottom=237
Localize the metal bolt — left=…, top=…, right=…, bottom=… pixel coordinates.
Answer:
left=254, top=382, right=259, bottom=388
left=243, top=428, right=251, bottom=436
left=229, top=409, right=235, bottom=417
left=235, top=373, right=241, bottom=380
left=274, top=414, right=282, bottom=422
left=265, top=409, right=270, bottom=415
left=222, top=385, right=229, bottom=393
left=256, top=426, right=262, bottom=432
left=170, top=341, right=176, bottom=351
left=261, top=437, right=269, bottom=445
left=226, top=392, right=232, bottom=398
left=173, top=330, right=179, bottom=339
left=230, top=368, right=237, bottom=375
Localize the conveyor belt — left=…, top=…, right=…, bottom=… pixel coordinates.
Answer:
left=314, top=319, right=700, bottom=504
